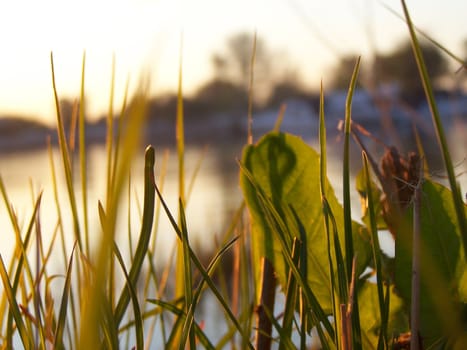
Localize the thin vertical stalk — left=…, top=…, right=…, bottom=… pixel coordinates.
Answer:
left=50, top=52, right=82, bottom=251
left=401, top=0, right=467, bottom=256
left=410, top=159, right=423, bottom=350
left=79, top=52, right=90, bottom=257
left=343, top=56, right=362, bottom=348
left=247, top=32, right=257, bottom=145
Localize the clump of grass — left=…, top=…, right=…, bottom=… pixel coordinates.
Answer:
left=0, top=2, right=465, bottom=349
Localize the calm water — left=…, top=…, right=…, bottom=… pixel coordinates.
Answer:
left=0, top=131, right=465, bottom=347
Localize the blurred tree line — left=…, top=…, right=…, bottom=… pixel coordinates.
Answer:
left=329, top=38, right=467, bottom=105
left=146, top=33, right=465, bottom=121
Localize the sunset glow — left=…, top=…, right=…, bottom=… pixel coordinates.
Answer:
left=0, top=0, right=466, bottom=124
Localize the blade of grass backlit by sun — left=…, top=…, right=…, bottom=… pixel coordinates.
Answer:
left=178, top=199, right=196, bottom=350
left=247, top=32, right=257, bottom=145
left=175, top=34, right=186, bottom=314
left=279, top=237, right=300, bottom=350
left=0, top=256, right=33, bottom=349
left=381, top=1, right=467, bottom=69
left=362, top=152, right=388, bottom=349
left=401, top=0, right=467, bottom=256
left=343, top=56, right=363, bottom=348
left=78, top=52, right=90, bottom=256
left=113, top=243, right=144, bottom=350
left=50, top=53, right=83, bottom=251
left=318, top=81, right=341, bottom=347
left=106, top=54, right=116, bottom=206
left=147, top=299, right=216, bottom=349
left=181, top=235, right=240, bottom=348
left=53, top=243, right=77, bottom=349
left=153, top=179, right=255, bottom=348
left=80, top=78, right=149, bottom=349
left=114, top=146, right=155, bottom=326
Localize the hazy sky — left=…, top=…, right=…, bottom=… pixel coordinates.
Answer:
left=0, top=0, right=466, bottom=124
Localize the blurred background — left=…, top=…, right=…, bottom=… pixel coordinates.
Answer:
left=0, top=0, right=466, bottom=259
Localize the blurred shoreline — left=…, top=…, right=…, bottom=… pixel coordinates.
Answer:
left=0, top=90, right=466, bottom=157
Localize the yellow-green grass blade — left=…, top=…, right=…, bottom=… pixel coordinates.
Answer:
left=114, top=145, right=155, bottom=326
left=178, top=199, right=196, bottom=350
left=50, top=53, right=82, bottom=251
left=105, top=54, right=116, bottom=207
left=382, top=1, right=466, bottom=69
left=279, top=237, right=300, bottom=350
left=362, top=152, right=388, bottom=349
left=113, top=243, right=144, bottom=350
left=53, top=243, right=77, bottom=350
left=319, top=82, right=342, bottom=347
left=181, top=235, right=240, bottom=347
left=342, top=56, right=363, bottom=348
left=147, top=299, right=216, bottom=349
left=401, top=0, right=467, bottom=257
left=0, top=256, right=33, bottom=349
left=175, top=35, right=186, bottom=311
left=153, top=179, right=255, bottom=348
left=78, top=52, right=90, bottom=257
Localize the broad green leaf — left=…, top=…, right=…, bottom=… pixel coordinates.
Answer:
left=240, top=132, right=372, bottom=312
left=395, top=179, right=467, bottom=347
left=358, top=282, right=408, bottom=349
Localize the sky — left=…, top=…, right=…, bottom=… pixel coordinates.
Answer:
left=0, top=0, right=466, bottom=125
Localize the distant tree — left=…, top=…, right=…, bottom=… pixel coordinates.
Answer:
left=267, top=68, right=310, bottom=106
left=194, top=79, right=248, bottom=112
left=376, top=39, right=448, bottom=104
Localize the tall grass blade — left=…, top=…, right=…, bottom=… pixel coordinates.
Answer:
left=362, top=152, right=387, bottom=349
left=114, top=145, right=156, bottom=325
left=178, top=199, right=196, bottom=350
left=400, top=0, right=467, bottom=256
left=113, top=243, right=144, bottom=350
left=78, top=52, right=90, bottom=257
left=175, top=34, right=186, bottom=314
left=105, top=54, right=116, bottom=206
left=148, top=299, right=215, bottom=349
left=279, top=237, right=300, bottom=350
left=343, top=56, right=363, bottom=348
left=153, top=179, right=255, bottom=348
left=247, top=31, right=257, bottom=145
left=50, top=52, right=82, bottom=251
left=0, top=256, right=33, bottom=349
left=53, top=243, right=77, bottom=350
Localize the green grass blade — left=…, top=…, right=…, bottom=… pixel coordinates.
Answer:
left=178, top=199, right=196, bottom=350
left=153, top=179, right=255, bottom=348
left=113, top=243, right=144, bottom=350
left=78, top=52, right=90, bottom=257
left=105, top=54, right=116, bottom=206
left=401, top=0, right=467, bottom=257
left=279, top=237, right=300, bottom=350
left=343, top=56, right=363, bottom=348
left=114, top=145, right=155, bottom=325
left=362, top=152, right=387, bottom=348
left=53, top=243, right=77, bottom=350
left=0, top=256, right=32, bottom=349
left=147, top=299, right=216, bottom=349
left=50, top=52, right=82, bottom=250
left=174, top=36, right=186, bottom=327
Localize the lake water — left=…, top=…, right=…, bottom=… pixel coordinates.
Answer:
left=0, top=120, right=465, bottom=347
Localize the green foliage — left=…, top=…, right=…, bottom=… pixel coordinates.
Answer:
left=240, top=132, right=372, bottom=312
left=394, top=180, right=467, bottom=347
